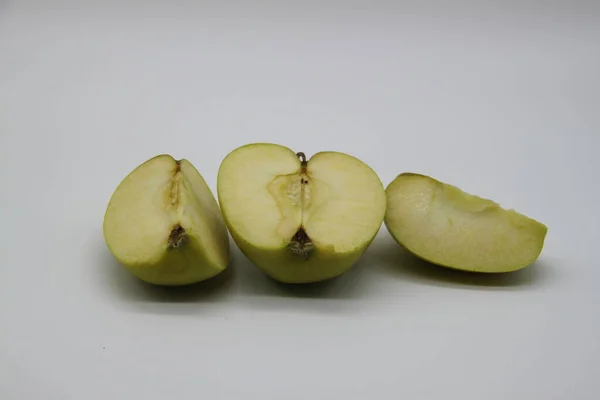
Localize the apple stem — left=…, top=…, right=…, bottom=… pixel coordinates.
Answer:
left=296, top=152, right=307, bottom=167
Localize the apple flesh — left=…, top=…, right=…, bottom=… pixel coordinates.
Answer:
left=385, top=173, right=548, bottom=273
left=217, top=143, right=386, bottom=283
left=103, top=155, right=230, bottom=285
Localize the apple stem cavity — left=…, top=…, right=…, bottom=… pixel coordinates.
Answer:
left=168, top=224, right=187, bottom=248
left=288, top=227, right=314, bottom=259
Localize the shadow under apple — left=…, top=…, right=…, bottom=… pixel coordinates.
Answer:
left=98, top=238, right=235, bottom=304
left=233, top=245, right=376, bottom=300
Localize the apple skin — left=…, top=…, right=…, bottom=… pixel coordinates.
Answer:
left=224, top=224, right=380, bottom=284
left=217, top=143, right=385, bottom=284
left=103, top=154, right=230, bottom=286
left=384, top=172, right=548, bottom=274
left=105, top=232, right=228, bottom=286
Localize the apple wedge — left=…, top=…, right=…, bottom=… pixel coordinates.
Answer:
left=217, top=143, right=386, bottom=283
left=103, top=155, right=230, bottom=285
left=385, top=173, right=548, bottom=273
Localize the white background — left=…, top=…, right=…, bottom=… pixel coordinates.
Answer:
left=1, top=1, right=599, bottom=399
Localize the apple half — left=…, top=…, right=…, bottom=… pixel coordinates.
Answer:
left=103, top=155, right=230, bottom=285
left=217, top=143, right=386, bottom=283
left=385, top=173, right=548, bottom=273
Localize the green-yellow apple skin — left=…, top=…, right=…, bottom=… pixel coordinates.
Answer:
left=103, top=154, right=230, bottom=285
left=217, top=143, right=386, bottom=283
left=384, top=173, right=548, bottom=273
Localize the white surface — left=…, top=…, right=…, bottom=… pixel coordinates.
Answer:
left=1, top=1, right=599, bottom=399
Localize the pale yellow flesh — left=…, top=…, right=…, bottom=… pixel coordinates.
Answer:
left=217, top=143, right=386, bottom=283
left=103, top=155, right=229, bottom=285
left=385, top=173, right=548, bottom=273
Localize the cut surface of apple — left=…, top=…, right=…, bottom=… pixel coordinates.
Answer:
left=103, top=154, right=230, bottom=285
left=217, top=143, right=386, bottom=283
left=385, top=173, right=548, bottom=273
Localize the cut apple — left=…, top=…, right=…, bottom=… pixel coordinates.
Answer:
left=217, top=143, right=386, bottom=283
left=103, top=155, right=230, bottom=285
left=385, top=173, right=548, bottom=273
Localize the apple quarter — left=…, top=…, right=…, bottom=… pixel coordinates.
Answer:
left=103, top=155, right=230, bottom=285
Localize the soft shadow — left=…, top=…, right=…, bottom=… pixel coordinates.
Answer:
left=235, top=247, right=376, bottom=300
left=372, top=235, right=551, bottom=289
left=98, top=241, right=234, bottom=305
left=232, top=243, right=381, bottom=315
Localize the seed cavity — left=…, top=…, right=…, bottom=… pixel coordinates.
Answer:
left=167, top=161, right=183, bottom=208
left=168, top=224, right=187, bottom=248
left=288, top=227, right=314, bottom=259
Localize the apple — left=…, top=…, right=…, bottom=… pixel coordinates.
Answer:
left=103, top=154, right=230, bottom=285
left=384, top=173, right=548, bottom=273
left=217, top=143, right=386, bottom=283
